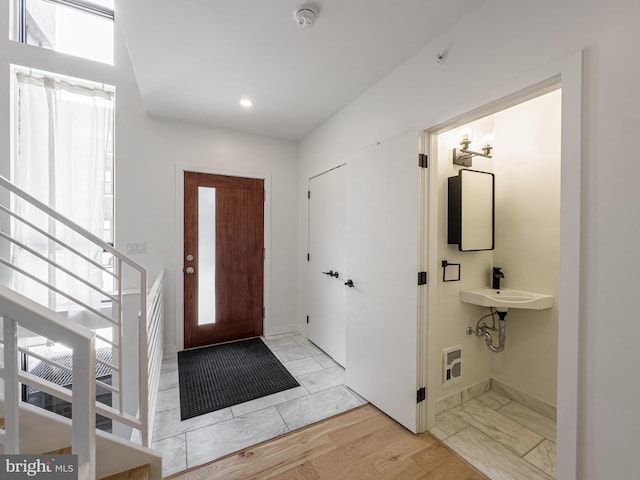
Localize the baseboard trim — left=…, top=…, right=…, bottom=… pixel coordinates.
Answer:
left=436, top=378, right=491, bottom=415
left=264, top=324, right=299, bottom=336
left=163, top=326, right=300, bottom=355
left=163, top=344, right=178, bottom=357
left=491, top=379, right=556, bottom=420
left=435, top=378, right=556, bottom=421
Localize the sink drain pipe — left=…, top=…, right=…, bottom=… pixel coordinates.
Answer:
left=468, top=310, right=508, bottom=353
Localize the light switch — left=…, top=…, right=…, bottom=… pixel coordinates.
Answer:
left=126, top=242, right=146, bottom=254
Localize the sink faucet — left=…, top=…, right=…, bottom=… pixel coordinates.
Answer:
left=492, top=267, right=504, bottom=290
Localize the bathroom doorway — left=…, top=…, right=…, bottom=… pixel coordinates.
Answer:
left=422, top=81, right=577, bottom=479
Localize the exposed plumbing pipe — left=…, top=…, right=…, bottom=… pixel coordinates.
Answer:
left=469, top=310, right=508, bottom=352
left=482, top=314, right=507, bottom=352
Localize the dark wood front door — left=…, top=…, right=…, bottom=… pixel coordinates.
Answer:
left=184, top=172, right=264, bottom=348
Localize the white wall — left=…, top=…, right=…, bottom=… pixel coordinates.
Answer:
left=0, top=6, right=300, bottom=354
left=434, top=122, right=494, bottom=404
left=298, top=1, right=640, bottom=478
left=137, top=119, right=299, bottom=351
left=492, top=90, right=561, bottom=406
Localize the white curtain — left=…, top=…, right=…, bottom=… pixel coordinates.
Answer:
left=12, top=71, right=114, bottom=311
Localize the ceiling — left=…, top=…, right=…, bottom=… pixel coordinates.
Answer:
left=118, top=1, right=483, bottom=141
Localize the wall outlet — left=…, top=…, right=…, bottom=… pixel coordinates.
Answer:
left=126, top=242, right=147, bottom=254
left=443, top=345, right=462, bottom=387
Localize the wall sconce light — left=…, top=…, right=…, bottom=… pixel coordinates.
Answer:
left=453, top=130, right=493, bottom=167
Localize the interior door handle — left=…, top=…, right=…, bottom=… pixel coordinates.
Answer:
left=345, top=279, right=354, bottom=288
left=323, top=270, right=339, bottom=278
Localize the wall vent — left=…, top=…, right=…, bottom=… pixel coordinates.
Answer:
left=443, top=345, right=462, bottom=387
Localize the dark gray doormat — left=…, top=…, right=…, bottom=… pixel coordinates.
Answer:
left=177, top=337, right=299, bottom=420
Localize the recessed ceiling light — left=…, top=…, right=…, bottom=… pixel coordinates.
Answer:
left=240, top=98, right=253, bottom=107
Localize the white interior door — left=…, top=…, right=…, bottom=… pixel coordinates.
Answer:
left=345, top=132, right=420, bottom=432
left=308, top=166, right=346, bottom=366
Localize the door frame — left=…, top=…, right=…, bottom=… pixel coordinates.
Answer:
left=305, top=164, right=346, bottom=341
left=420, top=50, right=582, bottom=479
left=174, top=166, right=271, bottom=352
left=306, top=164, right=347, bottom=361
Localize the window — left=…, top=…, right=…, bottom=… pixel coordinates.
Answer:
left=18, top=0, right=114, bottom=64
left=11, top=66, right=115, bottom=309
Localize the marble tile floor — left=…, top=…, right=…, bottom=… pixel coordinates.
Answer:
left=151, top=333, right=366, bottom=477
left=431, top=390, right=557, bottom=480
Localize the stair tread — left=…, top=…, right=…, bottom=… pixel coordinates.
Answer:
left=100, top=464, right=150, bottom=480
left=1, top=417, right=153, bottom=480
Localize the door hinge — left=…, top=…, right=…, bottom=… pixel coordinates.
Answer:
left=417, top=387, right=427, bottom=403
left=418, top=153, right=429, bottom=168
left=307, top=190, right=311, bottom=199
left=263, top=307, right=265, bottom=318
left=418, top=271, right=428, bottom=285
left=306, top=315, right=309, bottom=324
left=263, top=248, right=266, bottom=260
left=307, top=253, right=310, bottom=262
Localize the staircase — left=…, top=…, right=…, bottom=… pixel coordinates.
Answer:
left=0, top=175, right=165, bottom=480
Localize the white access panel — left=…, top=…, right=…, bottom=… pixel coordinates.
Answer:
left=345, top=132, right=420, bottom=432
left=308, top=165, right=346, bottom=366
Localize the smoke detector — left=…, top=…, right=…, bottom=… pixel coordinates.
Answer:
left=293, top=6, right=318, bottom=28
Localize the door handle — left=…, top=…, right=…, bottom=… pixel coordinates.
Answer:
left=345, top=279, right=354, bottom=288
left=185, top=266, right=195, bottom=275
left=323, top=270, right=339, bottom=278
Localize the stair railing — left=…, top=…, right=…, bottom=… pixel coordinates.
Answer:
left=0, top=174, right=156, bottom=447
left=144, top=270, right=164, bottom=442
left=0, top=285, right=96, bottom=480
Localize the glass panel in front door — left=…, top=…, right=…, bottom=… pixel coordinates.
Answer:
left=198, top=186, right=216, bottom=325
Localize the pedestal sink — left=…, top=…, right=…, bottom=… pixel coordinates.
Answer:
left=460, top=287, right=553, bottom=310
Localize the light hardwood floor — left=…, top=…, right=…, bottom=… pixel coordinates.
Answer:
left=167, top=404, right=487, bottom=480
left=102, top=465, right=150, bottom=480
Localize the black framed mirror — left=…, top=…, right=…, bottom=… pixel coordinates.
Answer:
left=448, top=169, right=495, bottom=251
